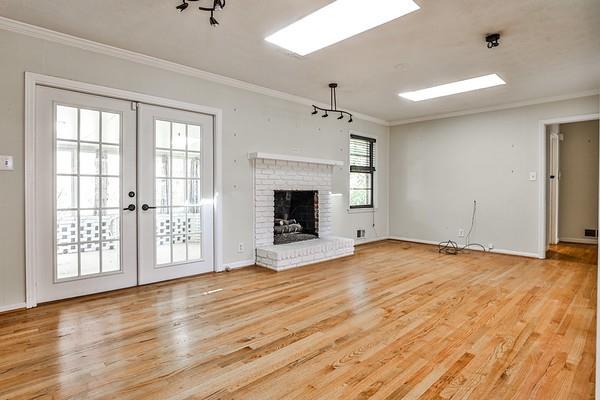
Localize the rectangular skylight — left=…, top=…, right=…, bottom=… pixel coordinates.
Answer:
left=265, top=0, right=421, bottom=56
left=399, top=74, right=507, bottom=101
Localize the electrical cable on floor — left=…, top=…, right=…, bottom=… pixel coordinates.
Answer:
left=438, top=200, right=487, bottom=255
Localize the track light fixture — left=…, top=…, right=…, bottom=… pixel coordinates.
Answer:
left=176, top=0, right=226, bottom=26
left=485, top=33, right=501, bottom=49
left=176, top=1, right=189, bottom=12
left=311, top=83, right=353, bottom=123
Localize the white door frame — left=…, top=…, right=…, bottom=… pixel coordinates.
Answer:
left=537, top=113, right=600, bottom=258
left=547, top=125, right=560, bottom=246
left=25, top=72, right=224, bottom=308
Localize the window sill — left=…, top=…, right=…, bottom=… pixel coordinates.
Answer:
left=347, top=207, right=377, bottom=214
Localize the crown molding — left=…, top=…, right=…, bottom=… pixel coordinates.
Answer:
left=390, top=89, right=600, bottom=126
left=2, top=16, right=598, bottom=128
left=0, top=16, right=389, bottom=126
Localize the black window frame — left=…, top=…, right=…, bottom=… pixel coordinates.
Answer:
left=349, top=134, right=376, bottom=209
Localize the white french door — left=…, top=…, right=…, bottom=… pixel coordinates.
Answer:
left=34, top=87, right=214, bottom=303
left=137, top=104, right=214, bottom=284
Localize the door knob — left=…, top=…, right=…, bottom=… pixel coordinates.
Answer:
left=123, top=204, right=136, bottom=211
left=142, top=204, right=157, bottom=211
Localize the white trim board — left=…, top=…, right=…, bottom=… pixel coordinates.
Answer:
left=2, top=16, right=598, bottom=128
left=0, top=303, right=27, bottom=314
left=25, top=72, right=224, bottom=308
left=388, top=237, right=542, bottom=259
left=0, top=16, right=386, bottom=126
left=537, top=113, right=600, bottom=259
left=391, top=90, right=600, bottom=126
left=224, top=259, right=257, bottom=270
left=559, top=238, right=599, bottom=245
left=248, top=152, right=344, bottom=166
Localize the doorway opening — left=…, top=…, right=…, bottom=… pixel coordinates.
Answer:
left=542, top=115, right=599, bottom=265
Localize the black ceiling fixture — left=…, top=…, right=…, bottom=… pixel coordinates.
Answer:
left=312, top=83, right=353, bottom=123
left=485, top=33, right=501, bottom=49
left=176, top=0, right=226, bottom=26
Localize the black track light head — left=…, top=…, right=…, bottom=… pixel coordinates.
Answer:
left=176, top=1, right=189, bottom=12
left=322, top=112, right=328, bottom=118
left=337, top=113, right=344, bottom=120
left=485, top=33, right=501, bottom=49
left=311, top=109, right=318, bottom=115
left=209, top=15, right=219, bottom=26
left=348, top=116, right=353, bottom=123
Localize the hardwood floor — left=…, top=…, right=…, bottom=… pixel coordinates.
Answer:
left=0, top=240, right=596, bottom=399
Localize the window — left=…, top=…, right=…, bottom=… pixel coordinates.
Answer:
left=349, top=134, right=376, bottom=209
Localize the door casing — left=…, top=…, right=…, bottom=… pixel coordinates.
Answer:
left=25, top=72, right=224, bottom=308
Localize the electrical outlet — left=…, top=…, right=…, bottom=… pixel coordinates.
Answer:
left=356, top=229, right=366, bottom=238
left=458, top=228, right=465, bottom=238
left=0, top=155, right=14, bottom=171
left=237, top=242, right=245, bottom=253
left=488, top=243, right=494, bottom=250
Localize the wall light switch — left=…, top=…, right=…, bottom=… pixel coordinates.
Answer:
left=0, top=155, right=14, bottom=171
left=529, top=172, right=537, bottom=181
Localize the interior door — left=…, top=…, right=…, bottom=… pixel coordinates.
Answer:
left=35, top=86, right=138, bottom=303
left=137, top=104, right=214, bottom=284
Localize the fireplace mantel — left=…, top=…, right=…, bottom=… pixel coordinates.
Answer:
left=248, top=152, right=344, bottom=166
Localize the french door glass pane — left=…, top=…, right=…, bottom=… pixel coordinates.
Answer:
left=57, top=176, right=77, bottom=209
left=102, top=145, right=120, bottom=176
left=57, top=210, right=77, bottom=245
left=102, top=112, right=120, bottom=144
left=81, top=244, right=100, bottom=276
left=56, top=106, right=78, bottom=140
left=57, top=245, right=78, bottom=279
left=153, top=120, right=204, bottom=266
left=80, top=109, right=100, bottom=142
left=188, top=234, right=202, bottom=260
left=102, top=241, right=120, bottom=272
left=54, top=104, right=123, bottom=280
left=80, top=177, right=99, bottom=209
left=80, top=210, right=100, bottom=242
left=80, top=143, right=100, bottom=175
left=156, top=237, right=171, bottom=265
left=56, top=141, right=77, bottom=174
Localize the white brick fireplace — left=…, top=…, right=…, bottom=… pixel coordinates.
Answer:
left=249, top=153, right=355, bottom=271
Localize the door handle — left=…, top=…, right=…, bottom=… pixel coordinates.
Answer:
left=123, top=204, right=136, bottom=211
left=142, top=204, right=157, bottom=211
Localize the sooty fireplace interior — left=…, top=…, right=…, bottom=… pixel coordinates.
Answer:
left=273, top=190, right=319, bottom=245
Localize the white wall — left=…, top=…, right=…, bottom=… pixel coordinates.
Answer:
left=0, top=29, right=390, bottom=308
left=389, top=95, right=600, bottom=256
left=558, top=120, right=599, bottom=243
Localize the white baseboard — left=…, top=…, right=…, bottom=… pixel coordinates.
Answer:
left=223, top=259, right=256, bottom=271
left=559, top=237, right=598, bottom=245
left=388, top=236, right=541, bottom=259
left=354, top=236, right=390, bottom=245
left=0, top=302, right=27, bottom=314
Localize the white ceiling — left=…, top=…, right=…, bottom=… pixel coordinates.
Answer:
left=1, top=0, right=599, bottom=123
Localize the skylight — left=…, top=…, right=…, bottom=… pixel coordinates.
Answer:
left=399, top=74, right=507, bottom=101
left=265, top=0, right=421, bottom=56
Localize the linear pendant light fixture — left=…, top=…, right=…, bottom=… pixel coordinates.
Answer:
left=265, top=0, right=421, bottom=56
left=399, top=74, right=507, bottom=101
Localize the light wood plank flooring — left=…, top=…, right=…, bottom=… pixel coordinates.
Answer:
left=0, top=240, right=596, bottom=399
